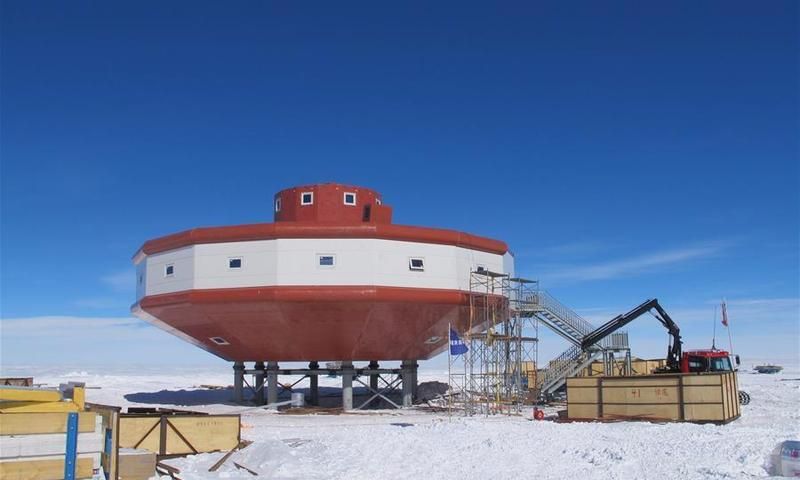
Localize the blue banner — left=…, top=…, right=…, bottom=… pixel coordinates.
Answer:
left=450, top=328, right=468, bottom=355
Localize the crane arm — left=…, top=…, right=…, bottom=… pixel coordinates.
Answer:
left=581, top=298, right=683, bottom=371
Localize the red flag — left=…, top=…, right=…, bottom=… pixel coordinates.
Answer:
left=721, top=300, right=729, bottom=327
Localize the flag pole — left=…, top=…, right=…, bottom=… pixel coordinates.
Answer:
left=447, top=321, right=451, bottom=418
left=711, top=305, right=718, bottom=350
left=723, top=298, right=735, bottom=356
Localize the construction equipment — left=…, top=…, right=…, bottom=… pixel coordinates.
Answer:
left=584, top=298, right=750, bottom=404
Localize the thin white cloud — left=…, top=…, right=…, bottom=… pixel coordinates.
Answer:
left=73, top=297, right=125, bottom=309
left=101, top=269, right=134, bottom=293
left=1, top=316, right=142, bottom=337
left=576, top=297, right=799, bottom=326
left=542, top=243, right=724, bottom=283
left=0, top=315, right=218, bottom=367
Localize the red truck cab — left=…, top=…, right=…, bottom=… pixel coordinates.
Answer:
left=681, top=349, right=738, bottom=373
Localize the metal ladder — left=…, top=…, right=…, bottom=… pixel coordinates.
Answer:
left=520, top=290, right=629, bottom=399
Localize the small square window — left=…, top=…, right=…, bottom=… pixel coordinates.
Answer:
left=476, top=265, right=487, bottom=273
left=318, top=255, right=335, bottom=267
left=275, top=197, right=282, bottom=212
left=209, top=336, right=230, bottom=345
left=409, top=257, right=424, bottom=271
left=165, top=264, right=174, bottom=277
left=343, top=192, right=356, bottom=206
left=301, top=192, right=314, bottom=205
left=229, top=258, right=242, bottom=269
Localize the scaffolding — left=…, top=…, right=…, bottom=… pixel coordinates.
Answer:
left=448, top=270, right=539, bottom=416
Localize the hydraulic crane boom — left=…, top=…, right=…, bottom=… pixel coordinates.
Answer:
left=581, top=298, right=683, bottom=371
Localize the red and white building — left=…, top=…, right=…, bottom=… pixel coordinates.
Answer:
left=131, top=183, right=513, bottom=364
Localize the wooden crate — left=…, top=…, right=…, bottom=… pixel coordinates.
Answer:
left=118, top=413, right=240, bottom=456
left=566, top=371, right=740, bottom=424
left=1, top=378, right=33, bottom=387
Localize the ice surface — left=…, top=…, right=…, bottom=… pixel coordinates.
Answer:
left=4, top=361, right=798, bottom=479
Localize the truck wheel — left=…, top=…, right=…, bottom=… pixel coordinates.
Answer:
left=738, top=390, right=750, bottom=405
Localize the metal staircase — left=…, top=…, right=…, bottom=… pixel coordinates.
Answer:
left=518, top=290, right=630, bottom=400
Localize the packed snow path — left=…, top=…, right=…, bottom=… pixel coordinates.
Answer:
left=15, top=364, right=800, bottom=479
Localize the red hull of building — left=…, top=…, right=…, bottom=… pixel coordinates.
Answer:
left=138, top=286, right=493, bottom=362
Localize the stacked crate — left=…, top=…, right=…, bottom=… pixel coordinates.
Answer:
left=0, top=383, right=104, bottom=480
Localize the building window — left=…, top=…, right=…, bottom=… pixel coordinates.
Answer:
left=165, top=264, right=174, bottom=277
left=409, top=257, right=425, bottom=271
left=138, top=274, right=143, bottom=285
left=275, top=197, right=281, bottom=212
left=228, top=258, right=242, bottom=269
left=318, top=254, right=335, bottom=267
left=209, top=336, right=230, bottom=345
left=301, top=192, right=314, bottom=205
left=343, top=192, right=357, bottom=206
left=376, top=198, right=382, bottom=205
left=476, top=264, right=487, bottom=274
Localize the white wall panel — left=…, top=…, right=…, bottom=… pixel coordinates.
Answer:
left=145, top=246, right=195, bottom=295
left=139, top=238, right=511, bottom=296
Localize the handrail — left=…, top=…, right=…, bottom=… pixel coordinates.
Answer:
left=525, top=291, right=595, bottom=337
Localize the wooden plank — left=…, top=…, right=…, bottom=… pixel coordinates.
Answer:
left=0, top=401, right=80, bottom=414
left=683, top=385, right=723, bottom=404
left=567, top=403, right=599, bottom=420
left=0, top=457, right=93, bottom=480
left=0, top=387, right=62, bottom=403
left=598, top=377, right=680, bottom=388
left=603, top=403, right=680, bottom=420
left=164, top=416, right=239, bottom=455
left=118, top=448, right=156, bottom=479
left=684, top=404, right=725, bottom=421
left=0, top=432, right=104, bottom=459
left=601, top=385, right=679, bottom=404
left=682, top=375, right=723, bottom=386
left=0, top=412, right=97, bottom=435
left=566, top=377, right=599, bottom=387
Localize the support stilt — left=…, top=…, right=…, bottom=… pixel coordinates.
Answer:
left=309, top=361, right=319, bottom=406
left=368, top=360, right=379, bottom=392
left=254, top=361, right=265, bottom=405
left=267, top=361, right=279, bottom=407
left=341, top=361, right=354, bottom=411
left=401, top=360, right=416, bottom=407
left=233, top=362, right=244, bottom=403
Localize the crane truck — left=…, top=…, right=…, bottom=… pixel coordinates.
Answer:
left=583, top=298, right=750, bottom=405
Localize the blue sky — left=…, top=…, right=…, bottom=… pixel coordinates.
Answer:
left=1, top=1, right=797, bottom=370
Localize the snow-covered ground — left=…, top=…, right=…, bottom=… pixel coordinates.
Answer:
left=3, top=362, right=799, bottom=479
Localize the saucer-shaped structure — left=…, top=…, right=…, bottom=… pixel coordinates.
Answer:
left=131, top=183, right=513, bottom=362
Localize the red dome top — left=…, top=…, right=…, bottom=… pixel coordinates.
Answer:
left=274, top=183, right=392, bottom=224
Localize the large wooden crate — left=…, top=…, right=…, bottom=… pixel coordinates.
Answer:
left=118, top=413, right=240, bottom=456
left=567, top=371, right=740, bottom=424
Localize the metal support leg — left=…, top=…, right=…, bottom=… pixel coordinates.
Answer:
left=233, top=361, right=244, bottom=403
left=267, top=361, right=279, bottom=407
left=401, top=360, right=415, bottom=407
left=411, top=361, right=419, bottom=399
left=342, top=361, right=354, bottom=410
left=368, top=360, right=379, bottom=392
left=309, top=361, right=319, bottom=406
left=254, top=361, right=265, bottom=405
left=625, top=350, right=632, bottom=376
